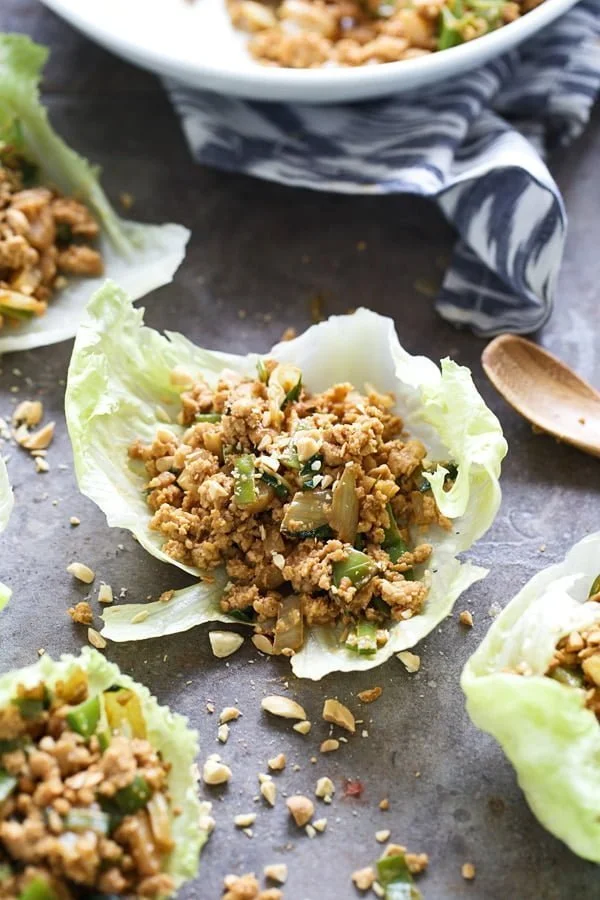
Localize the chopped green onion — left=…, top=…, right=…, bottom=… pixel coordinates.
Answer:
left=18, top=877, right=58, bottom=900
left=12, top=696, right=46, bottom=720
left=589, top=574, right=600, bottom=598
left=329, top=467, right=359, bottom=543
left=346, top=621, right=378, bottom=655
left=284, top=377, right=302, bottom=406
left=300, top=453, right=323, bottom=490
left=550, top=667, right=584, bottom=689
left=332, top=549, right=378, bottom=589
left=382, top=504, right=409, bottom=564
left=112, top=774, right=153, bottom=814
left=66, top=696, right=101, bottom=738
left=195, top=413, right=222, bottom=423
left=0, top=769, right=17, bottom=802
left=228, top=608, right=256, bottom=623
left=256, top=358, right=269, bottom=383
left=273, top=595, right=304, bottom=654
left=0, top=738, right=24, bottom=753
left=64, top=807, right=111, bottom=834
left=233, top=454, right=258, bottom=507
left=377, top=852, right=422, bottom=900
left=281, top=490, right=333, bottom=539
left=261, top=470, right=291, bottom=499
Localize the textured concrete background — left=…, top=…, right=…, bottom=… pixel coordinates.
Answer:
left=1, top=3, right=599, bottom=898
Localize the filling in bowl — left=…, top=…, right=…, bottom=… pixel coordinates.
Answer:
left=130, top=358, right=456, bottom=657
left=0, top=669, right=175, bottom=899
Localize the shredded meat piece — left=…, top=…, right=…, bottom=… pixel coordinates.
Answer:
left=132, top=363, right=455, bottom=652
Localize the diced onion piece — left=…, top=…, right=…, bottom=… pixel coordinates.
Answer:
left=103, top=687, right=146, bottom=739
left=273, top=595, right=304, bottom=654
left=281, top=490, right=332, bottom=538
left=148, top=791, right=174, bottom=851
left=328, top=467, right=358, bottom=543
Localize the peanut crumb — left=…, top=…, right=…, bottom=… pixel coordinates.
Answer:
left=459, top=610, right=474, bottom=628
left=220, top=706, right=242, bottom=724
left=397, top=651, right=421, bottom=673
left=320, top=739, right=340, bottom=753
left=462, top=862, right=476, bottom=880
left=351, top=867, right=375, bottom=891
left=264, top=863, right=287, bottom=884
left=68, top=601, right=93, bottom=625
left=66, top=561, right=95, bottom=584
left=286, top=795, right=314, bottom=827
left=234, top=813, right=257, bottom=828
left=268, top=753, right=286, bottom=771
left=69, top=516, right=80, bottom=526
left=375, top=829, right=391, bottom=843
left=357, top=686, right=383, bottom=704
left=293, top=720, right=311, bottom=735
left=87, top=627, right=106, bottom=650
left=322, top=698, right=355, bottom=733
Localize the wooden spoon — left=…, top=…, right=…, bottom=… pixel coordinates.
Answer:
left=482, top=334, right=600, bottom=459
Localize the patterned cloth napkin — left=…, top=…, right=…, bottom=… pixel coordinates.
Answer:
left=166, top=0, right=600, bottom=335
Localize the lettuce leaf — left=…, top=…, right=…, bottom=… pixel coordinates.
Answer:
left=462, top=532, right=600, bottom=862
left=0, top=647, right=210, bottom=885
left=0, top=34, right=189, bottom=353
left=66, top=281, right=506, bottom=679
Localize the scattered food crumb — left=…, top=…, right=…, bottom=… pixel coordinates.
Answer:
left=220, top=706, right=242, bottom=724
left=252, top=634, right=274, bottom=655
left=357, top=686, right=382, bottom=704
left=287, top=795, right=314, bottom=827
left=68, top=601, right=93, bottom=625
left=66, top=561, right=95, bottom=584
left=268, top=753, right=286, bottom=771
left=260, top=779, right=277, bottom=806
left=351, top=866, right=376, bottom=891
left=343, top=779, right=363, bottom=799
left=264, top=863, right=287, bottom=884
left=261, top=695, right=306, bottom=720
left=87, top=627, right=106, bottom=650
left=69, top=516, right=81, bottom=526
left=203, top=754, right=232, bottom=785
left=313, top=817, right=327, bottom=832
left=322, top=698, right=355, bottom=733
left=97, top=582, right=113, bottom=605
left=315, top=776, right=335, bottom=803
left=209, top=630, right=245, bottom=658
left=462, top=862, right=476, bottom=880
left=234, top=813, right=257, bottom=828
left=320, top=739, right=339, bottom=753
left=397, top=651, right=421, bottom=673
left=119, top=191, right=134, bottom=210
left=280, top=326, right=297, bottom=342
left=293, top=720, right=311, bottom=735
left=379, top=798, right=389, bottom=811
left=35, top=457, right=49, bottom=473
left=459, top=610, right=474, bottom=628
left=218, top=724, right=230, bottom=743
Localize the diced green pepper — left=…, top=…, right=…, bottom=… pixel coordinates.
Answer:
left=332, top=549, right=378, bottom=589
left=0, top=768, right=17, bottom=802
left=64, top=807, right=111, bottom=834
left=233, top=454, right=258, bottom=507
left=195, top=413, right=222, bottom=423
left=0, top=738, right=24, bottom=753
left=280, top=443, right=301, bottom=471
left=346, top=621, right=378, bottom=655
left=18, top=876, right=59, bottom=900
left=382, top=504, right=409, bottom=564
left=113, top=774, right=152, bottom=814
left=300, top=453, right=324, bottom=490
left=66, top=695, right=101, bottom=738
left=589, top=574, right=600, bottom=598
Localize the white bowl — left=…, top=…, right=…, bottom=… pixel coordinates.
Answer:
left=42, top=0, right=580, bottom=103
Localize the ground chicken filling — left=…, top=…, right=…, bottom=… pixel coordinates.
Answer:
left=227, top=0, right=545, bottom=68
left=131, top=359, right=455, bottom=655
left=544, top=574, right=600, bottom=719
left=0, top=147, right=103, bottom=331
left=0, top=670, right=175, bottom=898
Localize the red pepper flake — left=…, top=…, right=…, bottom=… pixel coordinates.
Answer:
left=343, top=778, right=364, bottom=799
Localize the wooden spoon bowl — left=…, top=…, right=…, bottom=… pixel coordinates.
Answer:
left=482, top=334, right=600, bottom=459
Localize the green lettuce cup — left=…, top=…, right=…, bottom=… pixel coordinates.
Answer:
left=0, top=34, right=189, bottom=353
left=0, top=647, right=210, bottom=896
left=462, top=532, right=600, bottom=862
left=65, top=281, right=506, bottom=680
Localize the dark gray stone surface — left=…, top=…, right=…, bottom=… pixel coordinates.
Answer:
left=0, top=3, right=599, bottom=898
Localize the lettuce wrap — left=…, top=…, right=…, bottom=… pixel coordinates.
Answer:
left=462, top=532, right=600, bottom=862
left=0, top=34, right=189, bottom=353
left=65, top=281, right=507, bottom=679
left=0, top=646, right=210, bottom=892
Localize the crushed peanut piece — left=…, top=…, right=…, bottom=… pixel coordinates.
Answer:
left=351, top=867, right=376, bottom=891
left=234, top=813, right=257, bottom=828
left=97, top=582, right=113, bottom=604
left=87, top=627, right=106, bottom=650
left=320, top=739, right=339, bottom=753
left=12, top=399, right=42, bottom=427
left=203, top=755, right=232, bottom=785
left=315, top=776, right=335, bottom=803
left=252, top=634, right=274, bottom=654
left=69, top=516, right=80, bottom=526
left=313, top=817, right=327, bottom=832
left=262, top=695, right=306, bottom=720
left=462, top=862, right=476, bottom=880
left=268, top=753, right=287, bottom=771
left=218, top=724, right=230, bottom=743
left=34, top=456, right=49, bottom=473
left=210, top=630, right=245, bottom=658
left=20, top=421, right=55, bottom=450
left=220, top=706, right=242, bottom=724
left=264, top=863, right=288, bottom=884
left=397, top=651, right=421, bottom=673
left=305, top=823, right=316, bottom=839
left=261, top=779, right=277, bottom=806
left=322, top=698, right=355, bottom=733
left=459, top=610, right=474, bottom=628
left=66, top=561, right=95, bottom=584
left=286, top=795, right=314, bottom=827
left=293, top=719, right=311, bottom=734
left=379, top=798, right=389, bottom=811
left=375, top=829, right=391, bottom=843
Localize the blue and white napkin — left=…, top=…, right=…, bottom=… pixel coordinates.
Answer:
left=166, top=0, right=600, bottom=335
